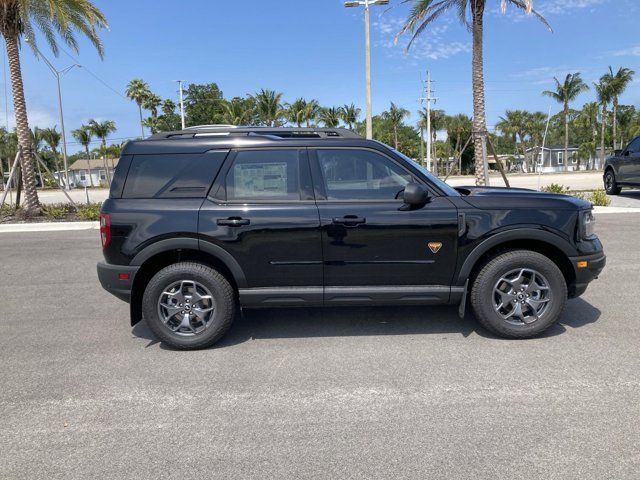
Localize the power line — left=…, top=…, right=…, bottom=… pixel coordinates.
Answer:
left=57, top=45, right=127, bottom=101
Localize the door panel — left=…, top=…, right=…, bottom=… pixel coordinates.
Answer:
left=317, top=198, right=459, bottom=286
left=620, top=137, right=640, bottom=183
left=198, top=148, right=322, bottom=289
left=311, top=148, right=459, bottom=288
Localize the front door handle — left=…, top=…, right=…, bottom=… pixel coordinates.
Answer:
left=332, top=215, right=366, bottom=227
left=217, top=217, right=250, bottom=227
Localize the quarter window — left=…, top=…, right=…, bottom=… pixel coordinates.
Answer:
left=316, top=149, right=412, bottom=200
left=123, top=151, right=227, bottom=199
left=226, top=150, right=301, bottom=201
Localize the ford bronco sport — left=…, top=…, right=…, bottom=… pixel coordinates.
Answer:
left=97, top=126, right=606, bottom=349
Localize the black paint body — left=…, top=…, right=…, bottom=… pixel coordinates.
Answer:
left=604, top=135, right=640, bottom=186
left=97, top=131, right=605, bottom=323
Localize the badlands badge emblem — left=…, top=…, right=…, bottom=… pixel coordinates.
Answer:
left=428, top=242, right=442, bottom=254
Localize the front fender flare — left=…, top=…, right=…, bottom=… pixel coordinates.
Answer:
left=455, top=228, right=577, bottom=286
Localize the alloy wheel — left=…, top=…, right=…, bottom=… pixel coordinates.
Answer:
left=157, top=280, right=216, bottom=336
left=493, top=268, right=552, bottom=326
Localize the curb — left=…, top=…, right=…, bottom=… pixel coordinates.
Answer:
left=0, top=221, right=99, bottom=233
left=593, top=206, right=640, bottom=214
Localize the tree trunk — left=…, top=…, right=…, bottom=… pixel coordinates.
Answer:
left=471, top=1, right=488, bottom=186
left=612, top=97, right=618, bottom=150
left=600, top=105, right=607, bottom=167
left=86, top=146, right=94, bottom=187
left=564, top=104, right=569, bottom=172
left=138, top=104, right=145, bottom=138
left=5, top=35, right=39, bottom=214
left=394, top=124, right=398, bottom=150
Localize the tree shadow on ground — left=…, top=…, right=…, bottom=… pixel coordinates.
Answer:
left=132, top=297, right=600, bottom=350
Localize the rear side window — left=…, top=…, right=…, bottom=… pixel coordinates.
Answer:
left=123, top=151, right=228, bottom=199
left=225, top=149, right=303, bottom=201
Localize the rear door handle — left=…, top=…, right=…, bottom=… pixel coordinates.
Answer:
left=217, top=217, right=250, bottom=227
left=332, top=215, right=366, bottom=227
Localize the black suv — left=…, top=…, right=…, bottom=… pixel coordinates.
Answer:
left=603, top=135, right=640, bottom=194
left=97, top=127, right=605, bottom=349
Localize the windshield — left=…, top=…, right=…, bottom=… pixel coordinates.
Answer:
left=382, top=144, right=460, bottom=196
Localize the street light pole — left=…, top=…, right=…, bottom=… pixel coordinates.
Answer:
left=27, top=40, right=79, bottom=190
left=175, top=80, right=186, bottom=129
left=345, top=0, right=388, bottom=140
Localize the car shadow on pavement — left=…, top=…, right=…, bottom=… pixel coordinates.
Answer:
left=618, top=189, right=640, bottom=199
left=131, top=297, right=601, bottom=349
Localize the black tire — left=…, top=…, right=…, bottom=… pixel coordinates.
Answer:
left=470, top=250, right=567, bottom=339
left=604, top=169, right=621, bottom=195
left=142, top=262, right=235, bottom=350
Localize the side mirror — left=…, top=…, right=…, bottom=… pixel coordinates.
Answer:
left=402, top=182, right=430, bottom=207
left=614, top=149, right=623, bottom=156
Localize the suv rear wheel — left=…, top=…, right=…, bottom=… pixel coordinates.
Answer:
left=470, top=250, right=567, bottom=338
left=142, top=262, right=235, bottom=349
left=604, top=169, right=621, bottom=195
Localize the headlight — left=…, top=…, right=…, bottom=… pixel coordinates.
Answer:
left=581, top=210, right=596, bottom=239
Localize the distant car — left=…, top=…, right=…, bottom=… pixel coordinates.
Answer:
left=603, top=136, right=640, bottom=194
left=97, top=126, right=606, bottom=349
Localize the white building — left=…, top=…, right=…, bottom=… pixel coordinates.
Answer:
left=57, top=158, right=119, bottom=187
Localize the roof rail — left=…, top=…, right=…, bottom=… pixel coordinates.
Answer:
left=147, top=126, right=362, bottom=140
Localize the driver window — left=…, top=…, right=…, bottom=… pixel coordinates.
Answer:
left=316, top=149, right=412, bottom=200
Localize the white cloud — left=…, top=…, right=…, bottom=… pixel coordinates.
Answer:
left=0, top=107, right=58, bottom=130
left=535, top=0, right=607, bottom=15
left=373, top=14, right=470, bottom=61
left=611, top=45, right=640, bottom=57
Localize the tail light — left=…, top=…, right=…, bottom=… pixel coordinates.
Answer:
left=100, top=213, right=111, bottom=249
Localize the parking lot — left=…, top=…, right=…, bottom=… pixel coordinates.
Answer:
left=1, top=213, right=639, bottom=479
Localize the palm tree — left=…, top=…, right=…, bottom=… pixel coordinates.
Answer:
left=445, top=114, right=473, bottom=174
left=40, top=127, right=64, bottom=186
left=72, top=125, right=94, bottom=186
left=286, top=98, right=308, bottom=127
left=88, top=120, right=116, bottom=155
left=143, top=93, right=162, bottom=118
left=397, top=0, right=549, bottom=186
left=319, top=107, right=341, bottom=128
left=524, top=111, right=548, bottom=172
left=253, top=89, right=284, bottom=127
left=88, top=119, right=116, bottom=184
left=340, top=104, right=361, bottom=130
left=125, top=79, right=151, bottom=138
left=382, top=102, right=409, bottom=150
left=0, top=1, right=107, bottom=214
left=304, top=100, right=321, bottom=128
left=594, top=78, right=613, bottom=166
left=543, top=73, right=589, bottom=169
left=602, top=67, right=635, bottom=149
left=162, top=99, right=177, bottom=116
left=222, top=97, right=254, bottom=125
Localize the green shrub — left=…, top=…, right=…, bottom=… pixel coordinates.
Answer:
left=42, top=203, right=73, bottom=219
left=588, top=189, right=610, bottom=207
left=76, top=202, right=102, bottom=221
left=541, top=183, right=570, bottom=194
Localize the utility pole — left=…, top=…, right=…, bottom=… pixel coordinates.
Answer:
left=344, top=0, right=388, bottom=140
left=27, top=39, right=78, bottom=190
left=420, top=71, right=437, bottom=172
left=176, top=80, right=186, bottom=129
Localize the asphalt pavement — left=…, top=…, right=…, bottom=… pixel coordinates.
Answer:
left=1, top=214, right=639, bottom=479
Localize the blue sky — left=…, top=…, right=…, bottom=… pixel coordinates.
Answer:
left=9, top=0, right=640, bottom=153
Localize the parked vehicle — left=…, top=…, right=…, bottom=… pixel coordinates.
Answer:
left=97, top=126, right=606, bottom=349
left=603, top=136, right=640, bottom=194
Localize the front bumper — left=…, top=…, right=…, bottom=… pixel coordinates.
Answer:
left=97, top=262, right=139, bottom=303
left=568, top=252, right=606, bottom=298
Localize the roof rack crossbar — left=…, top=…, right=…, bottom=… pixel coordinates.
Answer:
left=148, top=126, right=362, bottom=140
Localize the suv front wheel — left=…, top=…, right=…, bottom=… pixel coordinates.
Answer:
left=470, top=250, right=567, bottom=338
left=604, top=169, right=621, bottom=195
left=142, top=262, right=236, bottom=349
